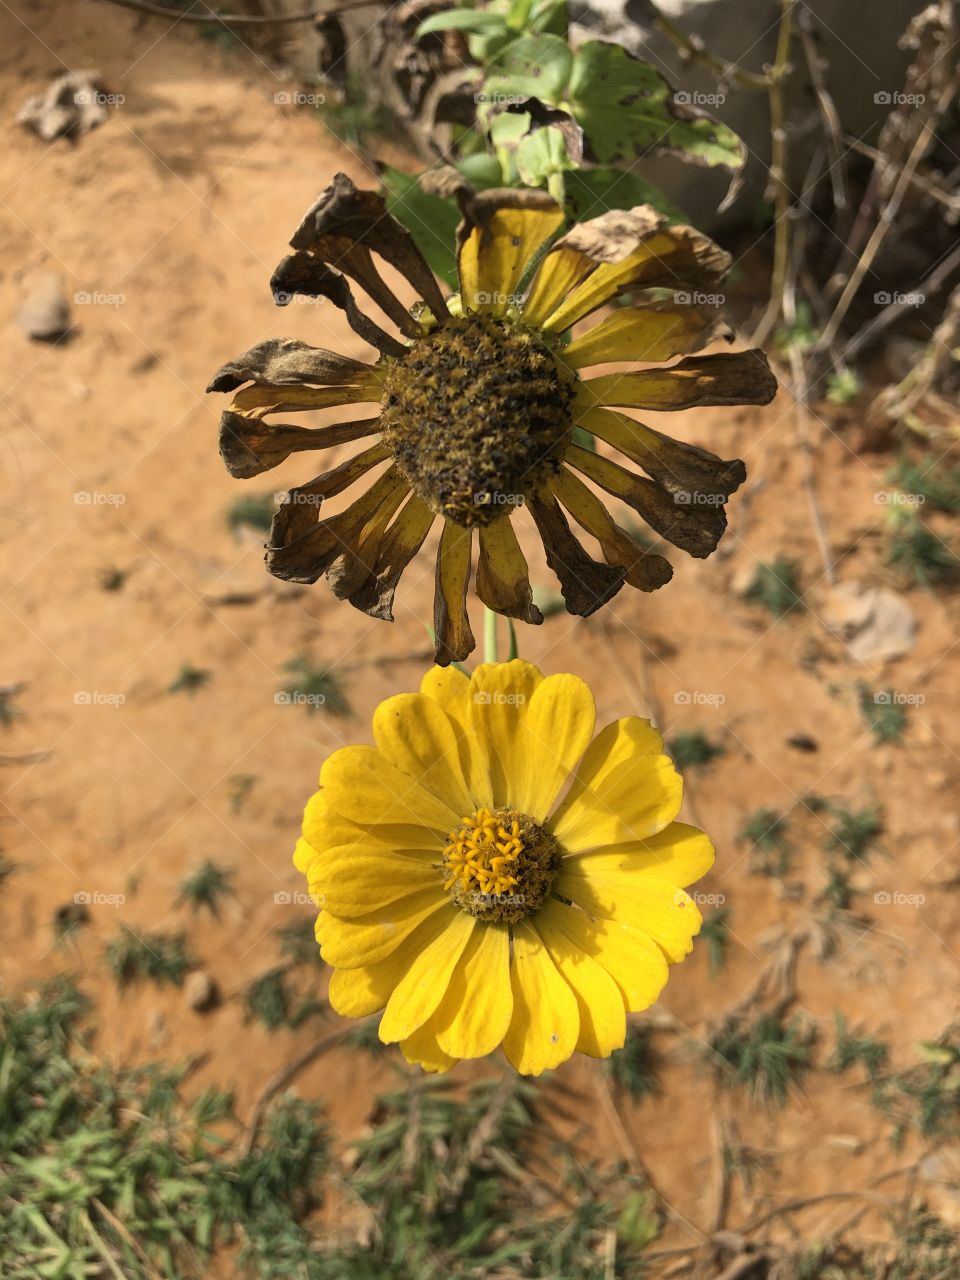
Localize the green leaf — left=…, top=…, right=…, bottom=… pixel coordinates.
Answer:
left=506, top=0, right=535, bottom=30
left=455, top=152, right=505, bottom=189
left=567, top=43, right=745, bottom=170
left=416, top=9, right=509, bottom=38
left=484, top=37, right=744, bottom=172
left=515, top=125, right=573, bottom=186
left=529, top=0, right=568, bottom=36
left=564, top=167, right=686, bottom=222
left=484, top=32, right=573, bottom=102
left=381, top=167, right=460, bottom=290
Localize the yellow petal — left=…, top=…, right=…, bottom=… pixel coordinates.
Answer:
left=556, top=872, right=702, bottom=963
left=459, top=202, right=565, bottom=315
left=542, top=230, right=720, bottom=334
left=537, top=900, right=668, bottom=1012
left=513, top=674, right=595, bottom=821
left=433, top=924, right=513, bottom=1059
left=579, top=351, right=777, bottom=411
left=534, top=913, right=626, bottom=1057
left=548, top=717, right=664, bottom=832
left=312, top=850, right=441, bottom=917
left=378, top=911, right=476, bottom=1042
left=399, top=1014, right=458, bottom=1073
left=229, top=379, right=381, bottom=416
left=467, top=660, right=544, bottom=808
left=328, top=909, right=456, bottom=1016
left=420, top=666, right=493, bottom=806
left=563, top=304, right=729, bottom=369
left=564, top=822, right=715, bottom=885
left=522, top=246, right=597, bottom=329
left=373, top=692, right=474, bottom=816
left=317, top=890, right=452, bottom=968
left=502, top=922, right=579, bottom=1075
left=303, top=788, right=449, bottom=857
left=320, top=745, right=459, bottom=833
left=551, top=753, right=682, bottom=852
left=293, top=835, right=317, bottom=878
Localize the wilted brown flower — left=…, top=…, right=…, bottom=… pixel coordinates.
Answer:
left=209, top=174, right=776, bottom=664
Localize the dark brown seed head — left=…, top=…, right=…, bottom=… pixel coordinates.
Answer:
left=380, top=314, right=576, bottom=527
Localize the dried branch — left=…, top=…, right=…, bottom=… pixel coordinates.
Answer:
left=100, top=0, right=382, bottom=24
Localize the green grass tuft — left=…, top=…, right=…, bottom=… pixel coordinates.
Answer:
left=710, top=1011, right=815, bottom=1105
left=105, top=925, right=195, bottom=989
left=0, top=978, right=332, bottom=1280
left=280, top=657, right=351, bottom=717
left=227, top=493, right=276, bottom=534
left=177, top=859, right=236, bottom=918
left=0, top=684, right=22, bottom=727
left=888, top=454, right=960, bottom=513
left=857, top=683, right=908, bottom=743
left=168, top=664, right=211, bottom=695
left=667, top=730, right=725, bottom=771
left=700, top=906, right=731, bottom=974
left=608, top=1025, right=661, bottom=1100
left=886, top=508, right=959, bottom=588
left=744, top=556, right=804, bottom=618
left=244, top=967, right=326, bottom=1031
left=740, top=807, right=791, bottom=877
left=822, top=801, right=884, bottom=863
left=274, top=918, right=325, bottom=969
left=827, top=1013, right=889, bottom=1080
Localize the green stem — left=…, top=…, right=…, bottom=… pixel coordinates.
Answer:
left=483, top=607, right=499, bottom=664
left=546, top=170, right=567, bottom=209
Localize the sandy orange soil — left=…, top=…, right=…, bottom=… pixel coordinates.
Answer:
left=1, top=0, right=959, bottom=1265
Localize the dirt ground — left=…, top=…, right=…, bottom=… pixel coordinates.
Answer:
left=2, top=0, right=959, bottom=1268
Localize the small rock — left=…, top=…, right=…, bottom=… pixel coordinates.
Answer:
left=53, top=902, right=89, bottom=937
left=820, top=580, right=917, bottom=663
left=147, top=1009, right=168, bottom=1049
left=16, top=69, right=109, bottom=143
left=184, top=970, right=219, bottom=1013
left=826, top=1134, right=864, bottom=1153
left=16, top=271, right=73, bottom=342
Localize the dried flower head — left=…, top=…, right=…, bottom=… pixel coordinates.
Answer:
left=209, top=175, right=776, bottom=663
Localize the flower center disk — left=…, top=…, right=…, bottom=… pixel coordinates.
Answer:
left=442, top=806, right=560, bottom=924
left=380, top=314, right=575, bottom=527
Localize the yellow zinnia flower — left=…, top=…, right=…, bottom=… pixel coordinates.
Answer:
left=294, top=659, right=714, bottom=1075
left=210, top=175, right=777, bottom=664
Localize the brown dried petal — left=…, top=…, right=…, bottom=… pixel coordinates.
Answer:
left=578, top=406, right=746, bottom=499
left=218, top=412, right=380, bottom=480
left=551, top=468, right=673, bottom=592
left=527, top=488, right=626, bottom=615
left=266, top=466, right=407, bottom=584
left=553, top=205, right=665, bottom=265
left=289, top=172, right=448, bottom=319
left=475, top=517, right=543, bottom=623
left=582, top=350, right=778, bottom=411
left=566, top=444, right=727, bottom=558
left=270, top=442, right=391, bottom=548
left=433, top=521, right=475, bottom=666
left=269, top=254, right=407, bottom=358
left=207, top=339, right=372, bottom=393
left=271, top=247, right=419, bottom=338
left=335, top=493, right=436, bottom=621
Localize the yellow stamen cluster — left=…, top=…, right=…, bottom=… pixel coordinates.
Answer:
left=441, top=805, right=560, bottom=925
left=444, top=807, right=523, bottom=898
